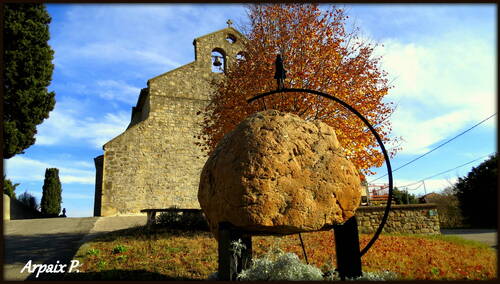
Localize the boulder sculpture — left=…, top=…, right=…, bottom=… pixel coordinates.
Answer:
left=198, top=110, right=362, bottom=238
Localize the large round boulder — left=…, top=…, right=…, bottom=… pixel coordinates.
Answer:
left=198, top=110, right=362, bottom=238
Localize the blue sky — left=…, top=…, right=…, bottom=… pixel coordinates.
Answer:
left=4, top=4, right=496, bottom=217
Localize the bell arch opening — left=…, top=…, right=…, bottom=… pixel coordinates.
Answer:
left=211, top=48, right=226, bottom=73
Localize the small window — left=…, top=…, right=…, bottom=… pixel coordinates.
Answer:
left=211, top=49, right=225, bottom=73
left=226, top=34, right=236, bottom=44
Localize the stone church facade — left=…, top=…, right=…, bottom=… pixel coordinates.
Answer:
left=94, top=27, right=246, bottom=216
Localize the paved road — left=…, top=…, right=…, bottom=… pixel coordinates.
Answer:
left=441, top=228, right=497, bottom=249
left=3, top=216, right=146, bottom=281
left=3, top=217, right=98, bottom=280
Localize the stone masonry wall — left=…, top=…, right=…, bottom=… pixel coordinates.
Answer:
left=98, top=28, right=246, bottom=216
left=357, top=204, right=440, bottom=235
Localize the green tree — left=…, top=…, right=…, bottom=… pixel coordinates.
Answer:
left=455, top=153, right=497, bottom=228
left=40, top=168, right=62, bottom=216
left=4, top=3, right=56, bottom=158
left=3, top=176, right=19, bottom=198
left=392, top=187, right=418, bottom=205
left=18, top=191, right=40, bottom=212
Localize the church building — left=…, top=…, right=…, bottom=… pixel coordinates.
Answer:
left=94, top=26, right=246, bottom=216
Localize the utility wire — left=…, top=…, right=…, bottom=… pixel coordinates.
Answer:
left=369, top=112, right=497, bottom=183
left=398, top=152, right=495, bottom=188
left=400, top=181, right=424, bottom=191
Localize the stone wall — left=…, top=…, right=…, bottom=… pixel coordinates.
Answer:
left=3, top=193, right=46, bottom=220
left=4, top=194, right=10, bottom=220
left=96, top=27, right=246, bottom=216
left=357, top=204, right=440, bottom=234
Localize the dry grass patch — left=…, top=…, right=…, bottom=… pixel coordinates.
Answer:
left=69, top=226, right=497, bottom=280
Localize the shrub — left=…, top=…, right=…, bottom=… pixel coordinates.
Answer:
left=97, top=260, right=107, bottom=270
left=393, top=187, right=418, bottom=204
left=237, top=251, right=324, bottom=281
left=112, top=245, right=127, bottom=254
left=86, top=248, right=100, bottom=256
left=236, top=240, right=400, bottom=281
left=236, top=245, right=323, bottom=281
left=428, top=187, right=464, bottom=228
left=157, top=208, right=209, bottom=231
left=17, top=191, right=39, bottom=211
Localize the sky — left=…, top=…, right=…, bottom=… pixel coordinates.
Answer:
left=4, top=4, right=497, bottom=217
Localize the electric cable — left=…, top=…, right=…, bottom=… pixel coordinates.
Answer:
left=402, top=181, right=424, bottom=191
left=369, top=112, right=497, bottom=183
left=399, top=152, right=495, bottom=188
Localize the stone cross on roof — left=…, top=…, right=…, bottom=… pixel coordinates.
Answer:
left=226, top=19, right=233, bottom=28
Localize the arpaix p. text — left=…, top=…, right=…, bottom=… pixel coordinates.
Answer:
left=20, top=260, right=80, bottom=278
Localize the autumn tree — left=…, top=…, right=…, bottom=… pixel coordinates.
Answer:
left=198, top=4, right=399, bottom=176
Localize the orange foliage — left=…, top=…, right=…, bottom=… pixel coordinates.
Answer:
left=253, top=231, right=497, bottom=280
left=197, top=4, right=401, bottom=176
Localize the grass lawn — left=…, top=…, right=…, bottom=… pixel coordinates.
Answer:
left=66, top=225, right=497, bottom=280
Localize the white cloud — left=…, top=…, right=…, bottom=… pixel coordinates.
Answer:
left=392, top=109, right=475, bottom=154
left=61, top=176, right=95, bottom=184
left=49, top=4, right=247, bottom=77
left=68, top=42, right=182, bottom=70
left=97, top=79, right=141, bottom=105
left=63, top=192, right=94, bottom=199
left=35, top=100, right=130, bottom=149
left=377, top=30, right=496, bottom=155
left=4, top=156, right=95, bottom=185
left=74, top=161, right=95, bottom=168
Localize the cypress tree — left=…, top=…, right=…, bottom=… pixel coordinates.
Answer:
left=4, top=3, right=56, bottom=158
left=41, top=168, right=62, bottom=216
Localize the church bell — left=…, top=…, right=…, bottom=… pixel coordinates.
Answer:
left=213, top=56, right=222, bottom=67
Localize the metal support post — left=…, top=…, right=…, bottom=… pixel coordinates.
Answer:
left=218, top=222, right=252, bottom=281
left=333, top=216, right=362, bottom=280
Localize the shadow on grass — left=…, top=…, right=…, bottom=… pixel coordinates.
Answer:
left=87, top=225, right=213, bottom=243
left=59, top=269, right=198, bottom=281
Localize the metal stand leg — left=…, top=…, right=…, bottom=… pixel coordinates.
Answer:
left=218, top=222, right=252, bottom=281
left=333, top=216, right=362, bottom=280
left=146, top=211, right=156, bottom=229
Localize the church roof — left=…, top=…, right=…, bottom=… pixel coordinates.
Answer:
left=193, top=27, right=247, bottom=42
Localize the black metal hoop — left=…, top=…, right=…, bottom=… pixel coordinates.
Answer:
left=247, top=88, right=393, bottom=256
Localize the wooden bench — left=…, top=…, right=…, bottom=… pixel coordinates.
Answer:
left=140, top=208, right=202, bottom=228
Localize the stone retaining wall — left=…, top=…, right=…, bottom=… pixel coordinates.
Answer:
left=356, top=204, right=440, bottom=234
left=3, top=193, right=46, bottom=220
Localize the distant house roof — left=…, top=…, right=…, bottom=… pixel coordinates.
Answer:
left=419, top=192, right=441, bottom=203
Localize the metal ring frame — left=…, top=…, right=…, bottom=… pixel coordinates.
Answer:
left=247, top=88, right=393, bottom=256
